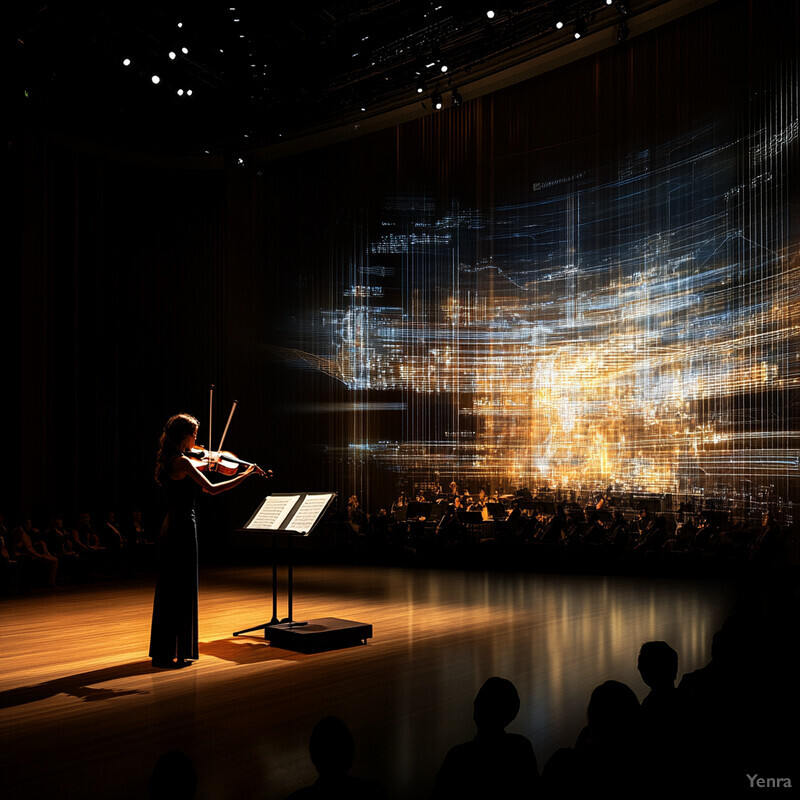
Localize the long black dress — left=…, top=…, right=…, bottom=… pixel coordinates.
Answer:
left=149, top=469, right=200, bottom=662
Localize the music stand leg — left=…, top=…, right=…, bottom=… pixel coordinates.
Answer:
left=283, top=533, right=307, bottom=629
left=233, top=533, right=281, bottom=638
left=287, top=534, right=294, bottom=623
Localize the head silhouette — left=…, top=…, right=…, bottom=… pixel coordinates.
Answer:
left=637, top=641, right=678, bottom=690
left=309, top=716, right=355, bottom=778
left=586, top=681, right=640, bottom=739
left=473, top=677, right=520, bottom=733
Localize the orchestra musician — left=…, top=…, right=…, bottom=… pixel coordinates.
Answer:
left=149, top=413, right=267, bottom=669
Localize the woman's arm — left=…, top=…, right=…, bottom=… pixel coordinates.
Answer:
left=176, top=456, right=263, bottom=495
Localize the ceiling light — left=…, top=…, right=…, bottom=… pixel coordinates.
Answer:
left=433, top=92, right=443, bottom=110
left=169, top=51, right=176, bottom=60
left=187, top=89, right=193, bottom=96
left=574, top=18, right=586, bottom=39
left=181, top=47, right=189, bottom=54
left=151, top=75, right=161, bottom=84
left=556, top=20, right=564, bottom=30
left=177, top=89, right=184, bottom=96
left=122, top=58, right=131, bottom=66
left=440, top=64, right=448, bottom=73
left=487, top=10, right=495, bottom=19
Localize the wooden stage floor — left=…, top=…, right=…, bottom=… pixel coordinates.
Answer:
left=1, top=563, right=737, bottom=799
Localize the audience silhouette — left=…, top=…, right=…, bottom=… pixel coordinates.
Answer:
left=285, top=716, right=387, bottom=799
left=430, top=676, right=539, bottom=799
left=543, top=680, right=642, bottom=797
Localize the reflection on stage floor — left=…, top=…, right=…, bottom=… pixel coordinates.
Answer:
left=0, top=563, right=736, bottom=799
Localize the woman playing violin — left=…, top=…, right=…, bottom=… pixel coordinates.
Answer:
left=149, top=413, right=267, bottom=669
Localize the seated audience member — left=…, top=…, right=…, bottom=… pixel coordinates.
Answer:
left=676, top=621, right=751, bottom=790
left=128, top=509, right=150, bottom=544
left=102, top=511, right=125, bottom=549
left=72, top=512, right=103, bottom=553
left=10, top=517, right=58, bottom=587
left=430, top=677, right=539, bottom=799
left=638, top=641, right=679, bottom=717
left=693, top=511, right=719, bottom=553
left=44, top=514, right=73, bottom=556
left=149, top=750, right=197, bottom=800
left=543, top=681, right=642, bottom=797
left=749, top=511, right=783, bottom=562
left=636, top=641, right=685, bottom=787
left=435, top=496, right=467, bottom=545
left=537, top=504, right=566, bottom=544
left=606, top=509, right=631, bottom=553
left=285, top=716, right=386, bottom=799
left=44, top=514, right=86, bottom=581
left=346, top=495, right=368, bottom=534
left=0, top=529, right=21, bottom=594
left=672, top=514, right=697, bottom=552
left=633, top=514, right=668, bottom=555
left=467, top=489, right=488, bottom=512
left=635, top=507, right=653, bottom=541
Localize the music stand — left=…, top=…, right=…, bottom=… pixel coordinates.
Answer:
left=233, top=492, right=335, bottom=637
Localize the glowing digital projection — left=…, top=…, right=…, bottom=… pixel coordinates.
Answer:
left=285, top=116, right=799, bottom=513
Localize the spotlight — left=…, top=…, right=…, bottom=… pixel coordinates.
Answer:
left=151, top=75, right=161, bottom=84
left=416, top=81, right=426, bottom=94
left=432, top=92, right=443, bottom=110
left=617, top=20, right=630, bottom=41
left=441, top=64, right=448, bottom=73
left=122, top=58, right=131, bottom=66
left=615, top=0, right=631, bottom=15
left=187, top=89, right=193, bottom=96
left=181, top=47, right=189, bottom=54
left=573, top=18, right=586, bottom=39
left=451, top=88, right=462, bottom=106
left=169, top=51, right=176, bottom=60
left=177, top=21, right=183, bottom=28
left=555, top=20, right=564, bottom=30
left=486, top=10, right=495, bottom=19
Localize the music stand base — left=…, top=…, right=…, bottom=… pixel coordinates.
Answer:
left=262, top=617, right=372, bottom=654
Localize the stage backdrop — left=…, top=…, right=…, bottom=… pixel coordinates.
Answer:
left=260, top=0, right=800, bottom=519
left=7, top=0, right=799, bottom=533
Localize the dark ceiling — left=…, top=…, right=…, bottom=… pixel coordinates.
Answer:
left=11, top=1, right=690, bottom=157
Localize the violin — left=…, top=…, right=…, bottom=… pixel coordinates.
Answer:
left=184, top=445, right=271, bottom=478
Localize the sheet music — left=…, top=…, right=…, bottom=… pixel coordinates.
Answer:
left=246, top=494, right=300, bottom=530
left=287, top=493, right=335, bottom=534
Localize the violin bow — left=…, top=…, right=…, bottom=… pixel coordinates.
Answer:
left=217, top=399, right=238, bottom=455
left=208, top=384, right=215, bottom=463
